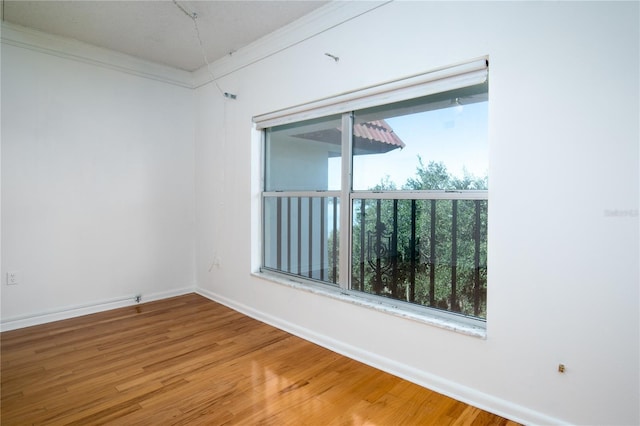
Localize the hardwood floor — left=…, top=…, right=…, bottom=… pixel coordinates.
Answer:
left=1, top=294, right=519, bottom=425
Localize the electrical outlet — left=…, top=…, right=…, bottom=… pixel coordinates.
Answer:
left=7, top=271, right=20, bottom=285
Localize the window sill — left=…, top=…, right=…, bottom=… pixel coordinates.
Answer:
left=252, top=271, right=487, bottom=339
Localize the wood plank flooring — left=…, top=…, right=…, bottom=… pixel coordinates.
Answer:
left=1, top=294, right=519, bottom=425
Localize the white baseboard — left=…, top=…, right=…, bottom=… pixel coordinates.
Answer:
left=0, top=286, right=196, bottom=332
left=195, top=287, right=564, bottom=426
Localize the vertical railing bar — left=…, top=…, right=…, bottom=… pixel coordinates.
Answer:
left=451, top=199, right=458, bottom=312
left=359, top=199, right=365, bottom=292
left=276, top=197, right=282, bottom=271
left=410, top=200, right=417, bottom=302
left=320, top=197, right=325, bottom=282
left=474, top=199, right=482, bottom=316
left=429, top=199, right=436, bottom=307
left=297, top=197, right=302, bottom=276
left=392, top=199, right=398, bottom=298
left=308, top=197, right=313, bottom=279
left=332, top=196, right=338, bottom=284
left=287, top=197, right=291, bottom=273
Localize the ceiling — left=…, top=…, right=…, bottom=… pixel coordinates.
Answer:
left=1, top=1, right=329, bottom=71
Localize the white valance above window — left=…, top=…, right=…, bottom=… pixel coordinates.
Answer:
left=253, top=57, right=488, bottom=129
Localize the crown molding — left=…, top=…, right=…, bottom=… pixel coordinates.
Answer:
left=1, top=21, right=194, bottom=89
left=0, top=2, right=390, bottom=91
left=192, top=1, right=391, bottom=89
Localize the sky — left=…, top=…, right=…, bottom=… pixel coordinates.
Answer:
left=328, top=101, right=488, bottom=190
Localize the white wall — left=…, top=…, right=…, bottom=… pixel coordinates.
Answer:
left=195, top=2, right=639, bottom=425
left=1, top=27, right=196, bottom=326
left=0, top=2, right=637, bottom=424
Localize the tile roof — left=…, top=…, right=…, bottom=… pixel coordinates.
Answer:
left=354, top=120, right=405, bottom=150
left=292, top=119, right=405, bottom=156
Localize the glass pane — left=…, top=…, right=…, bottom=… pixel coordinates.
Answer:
left=265, top=115, right=342, bottom=191
left=351, top=197, right=487, bottom=319
left=352, top=83, right=488, bottom=191
left=264, top=195, right=340, bottom=285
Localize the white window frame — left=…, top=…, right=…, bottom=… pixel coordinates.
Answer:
left=254, top=58, right=489, bottom=335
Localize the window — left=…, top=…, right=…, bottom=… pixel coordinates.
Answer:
left=258, top=59, right=488, bottom=325
left=263, top=115, right=342, bottom=282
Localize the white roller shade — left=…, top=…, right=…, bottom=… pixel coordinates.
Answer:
left=253, top=58, right=488, bottom=129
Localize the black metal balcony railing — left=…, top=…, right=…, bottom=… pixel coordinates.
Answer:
left=263, top=194, right=487, bottom=320
left=353, top=197, right=487, bottom=319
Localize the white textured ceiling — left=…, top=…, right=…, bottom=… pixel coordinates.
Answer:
left=2, top=0, right=329, bottom=71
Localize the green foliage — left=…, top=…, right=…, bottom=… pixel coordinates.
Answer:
left=405, top=157, right=451, bottom=190
left=350, top=160, right=488, bottom=319
left=370, top=175, right=398, bottom=191
left=405, top=156, right=488, bottom=191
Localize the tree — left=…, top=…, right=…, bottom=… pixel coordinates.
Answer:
left=405, top=157, right=451, bottom=190
left=405, top=156, right=488, bottom=191
left=351, top=159, right=488, bottom=319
